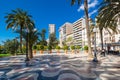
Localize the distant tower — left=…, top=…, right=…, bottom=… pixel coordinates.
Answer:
left=49, top=24, right=56, bottom=35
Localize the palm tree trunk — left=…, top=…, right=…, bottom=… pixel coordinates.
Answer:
left=28, top=44, right=33, bottom=59
left=100, top=29, right=103, bottom=50
left=84, top=0, right=92, bottom=57
left=20, top=26, right=23, bottom=54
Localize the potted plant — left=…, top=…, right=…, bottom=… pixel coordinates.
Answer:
left=44, top=46, right=47, bottom=51
left=84, top=45, right=88, bottom=53
left=71, top=46, right=75, bottom=54
left=47, top=45, right=52, bottom=54
left=76, top=46, right=81, bottom=53
left=56, top=46, right=60, bottom=54
left=33, top=45, right=37, bottom=55
left=63, top=46, right=69, bottom=54
left=39, top=45, right=44, bottom=54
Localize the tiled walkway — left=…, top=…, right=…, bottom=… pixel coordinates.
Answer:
left=0, top=53, right=120, bottom=80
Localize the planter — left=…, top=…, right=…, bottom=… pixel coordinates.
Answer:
left=48, top=50, right=52, bottom=54
left=64, top=50, right=67, bottom=54
left=57, top=50, right=60, bottom=54
left=40, top=50, right=43, bottom=54
left=33, top=50, right=36, bottom=55
left=76, top=50, right=79, bottom=53
left=71, top=50, right=75, bottom=54
left=85, top=50, right=88, bottom=53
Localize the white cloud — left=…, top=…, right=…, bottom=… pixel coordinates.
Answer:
left=88, top=0, right=98, bottom=9
left=88, top=0, right=91, bottom=3
left=89, top=9, right=97, bottom=17
left=77, top=0, right=98, bottom=12
left=77, top=4, right=84, bottom=11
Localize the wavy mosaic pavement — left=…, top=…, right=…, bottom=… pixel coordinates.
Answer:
left=0, top=54, right=120, bottom=80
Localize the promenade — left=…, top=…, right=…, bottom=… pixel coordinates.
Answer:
left=0, top=51, right=120, bottom=80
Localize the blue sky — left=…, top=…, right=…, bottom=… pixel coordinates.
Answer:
left=0, top=0, right=102, bottom=44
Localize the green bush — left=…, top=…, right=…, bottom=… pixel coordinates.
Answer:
left=71, top=46, right=75, bottom=50
left=22, top=46, right=26, bottom=53
left=47, top=45, right=52, bottom=50
left=39, top=45, right=44, bottom=50
left=44, top=46, right=48, bottom=50
left=76, top=46, right=81, bottom=49
left=33, top=45, right=37, bottom=50
left=63, top=46, right=69, bottom=50
left=56, top=46, right=60, bottom=50
left=84, top=45, right=88, bottom=50
left=0, top=54, right=11, bottom=57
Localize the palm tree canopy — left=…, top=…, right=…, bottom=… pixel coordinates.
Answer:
left=40, top=29, right=46, bottom=41
left=5, top=8, right=34, bottom=30
left=97, top=0, right=120, bottom=33
left=70, top=0, right=81, bottom=5
left=16, top=27, right=39, bottom=45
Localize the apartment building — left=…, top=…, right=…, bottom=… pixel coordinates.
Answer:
left=49, top=24, right=56, bottom=34
left=59, top=22, right=73, bottom=47
left=59, top=17, right=120, bottom=50
left=73, top=18, right=86, bottom=46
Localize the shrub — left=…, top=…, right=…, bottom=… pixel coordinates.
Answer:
left=44, top=46, right=48, bottom=50
left=56, top=46, right=60, bottom=50
left=22, top=46, right=26, bottom=53
left=71, top=46, right=75, bottom=50
left=76, top=46, right=81, bottom=49
left=63, top=46, right=69, bottom=50
left=33, top=45, right=37, bottom=50
left=0, top=54, right=11, bottom=58
left=47, top=45, right=52, bottom=50
left=39, top=45, right=44, bottom=50
left=84, top=45, right=88, bottom=50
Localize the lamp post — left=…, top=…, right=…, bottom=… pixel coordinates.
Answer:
left=92, top=19, right=98, bottom=62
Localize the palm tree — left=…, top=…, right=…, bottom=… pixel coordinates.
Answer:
left=39, top=29, right=47, bottom=46
left=97, top=0, right=120, bottom=33
left=16, top=27, right=39, bottom=58
left=71, top=0, right=92, bottom=57
left=28, top=28, right=39, bottom=58
left=97, top=0, right=120, bottom=50
left=49, top=33, right=58, bottom=48
left=5, top=8, right=34, bottom=54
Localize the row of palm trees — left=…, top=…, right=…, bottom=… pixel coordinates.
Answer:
left=70, top=0, right=120, bottom=58
left=5, top=8, right=58, bottom=59
left=4, top=0, right=119, bottom=60
left=5, top=9, right=38, bottom=59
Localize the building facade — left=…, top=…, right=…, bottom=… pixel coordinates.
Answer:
left=59, top=17, right=120, bottom=50
left=59, top=22, right=73, bottom=47
left=49, top=24, right=56, bottom=34
left=73, top=18, right=85, bottom=46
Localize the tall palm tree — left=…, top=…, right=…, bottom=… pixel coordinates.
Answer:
left=97, top=0, right=120, bottom=33
left=97, top=0, right=120, bottom=50
left=16, top=27, right=39, bottom=58
left=28, top=28, right=39, bottom=58
left=5, top=8, right=34, bottom=54
left=71, top=0, right=92, bottom=57
left=49, top=33, right=58, bottom=48
left=39, top=29, right=47, bottom=46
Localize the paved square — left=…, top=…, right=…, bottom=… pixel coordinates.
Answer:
left=0, top=53, right=120, bottom=80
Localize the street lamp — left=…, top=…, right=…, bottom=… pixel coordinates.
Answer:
left=92, top=19, right=98, bottom=62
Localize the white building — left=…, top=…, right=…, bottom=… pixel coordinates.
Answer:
left=49, top=24, right=55, bottom=34
left=59, top=22, right=73, bottom=47
left=73, top=18, right=85, bottom=46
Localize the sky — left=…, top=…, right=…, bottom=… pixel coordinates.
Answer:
left=0, top=0, right=102, bottom=44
